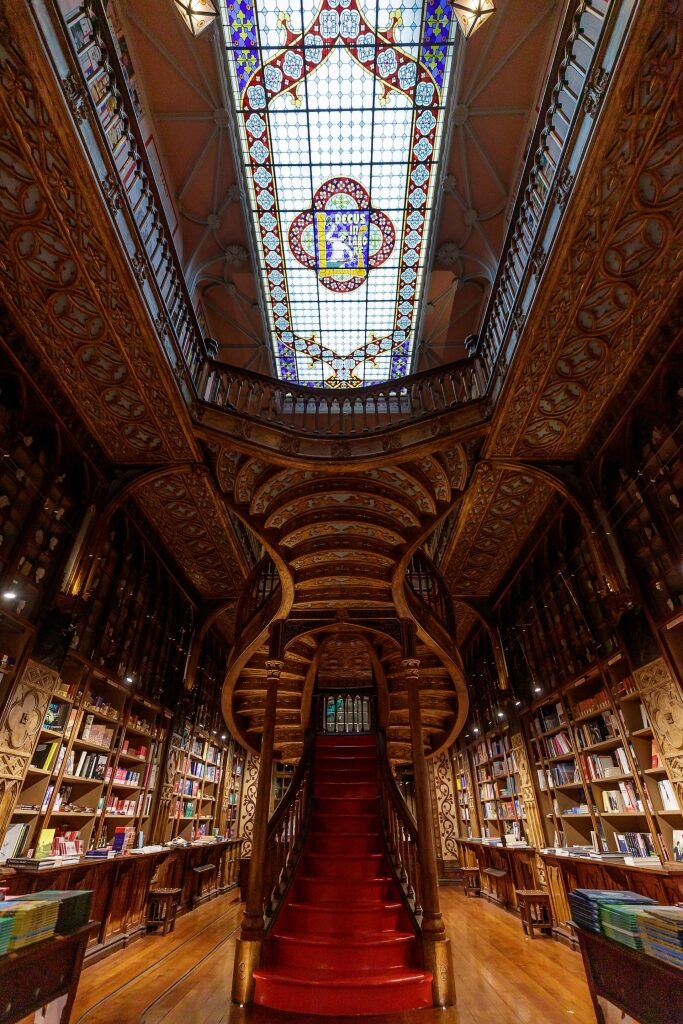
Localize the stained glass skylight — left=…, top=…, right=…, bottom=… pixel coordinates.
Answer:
left=219, top=0, right=460, bottom=387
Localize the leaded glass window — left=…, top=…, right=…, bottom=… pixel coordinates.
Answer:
left=219, top=0, right=459, bottom=387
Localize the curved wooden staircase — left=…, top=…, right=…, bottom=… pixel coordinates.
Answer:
left=252, top=733, right=433, bottom=1015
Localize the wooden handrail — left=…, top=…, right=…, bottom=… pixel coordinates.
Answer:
left=376, top=731, right=422, bottom=930
left=262, top=731, right=315, bottom=932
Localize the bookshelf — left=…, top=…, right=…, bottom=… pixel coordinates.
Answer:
left=451, top=742, right=476, bottom=838
left=470, top=728, right=526, bottom=844
left=165, top=720, right=240, bottom=841
left=271, top=762, right=294, bottom=814
left=2, top=657, right=172, bottom=860
left=524, top=658, right=679, bottom=862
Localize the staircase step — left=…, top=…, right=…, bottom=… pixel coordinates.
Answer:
left=316, top=735, right=376, bottom=749
left=310, top=812, right=379, bottom=834
left=267, top=931, right=418, bottom=971
left=278, top=900, right=408, bottom=936
left=313, top=795, right=378, bottom=815
left=314, top=780, right=377, bottom=799
left=302, top=852, right=386, bottom=880
left=291, top=875, right=395, bottom=904
left=307, top=831, right=382, bottom=855
left=253, top=965, right=433, bottom=1015
left=316, top=767, right=377, bottom=783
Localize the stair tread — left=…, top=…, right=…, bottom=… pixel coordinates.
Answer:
left=288, top=898, right=402, bottom=910
left=253, top=965, right=431, bottom=988
left=272, top=931, right=415, bottom=948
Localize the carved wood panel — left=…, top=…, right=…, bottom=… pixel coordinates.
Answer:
left=634, top=657, right=683, bottom=809
left=238, top=752, right=260, bottom=858
left=0, top=658, right=59, bottom=836
left=428, top=750, right=459, bottom=865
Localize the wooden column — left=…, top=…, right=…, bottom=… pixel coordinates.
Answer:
left=403, top=654, right=456, bottom=1006
left=231, top=653, right=282, bottom=1005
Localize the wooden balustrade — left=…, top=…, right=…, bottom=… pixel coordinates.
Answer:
left=262, top=733, right=314, bottom=930
left=377, top=732, right=423, bottom=926
left=406, top=550, right=456, bottom=638
left=235, top=556, right=281, bottom=637
left=201, top=357, right=485, bottom=436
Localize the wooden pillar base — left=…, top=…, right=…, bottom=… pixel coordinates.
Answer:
left=231, top=936, right=262, bottom=1005
left=423, top=936, right=456, bottom=1007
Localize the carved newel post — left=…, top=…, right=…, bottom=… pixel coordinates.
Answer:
left=402, top=646, right=456, bottom=1006
left=231, top=635, right=283, bottom=1004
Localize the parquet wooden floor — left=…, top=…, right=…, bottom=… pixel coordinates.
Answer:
left=64, top=887, right=596, bottom=1024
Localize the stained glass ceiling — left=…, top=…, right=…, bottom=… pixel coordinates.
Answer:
left=219, top=0, right=459, bottom=387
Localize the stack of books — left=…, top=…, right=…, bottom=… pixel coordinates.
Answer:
left=639, top=907, right=683, bottom=969
left=599, top=903, right=650, bottom=950
left=569, top=889, right=657, bottom=932
left=8, top=890, right=92, bottom=934
left=0, top=914, right=14, bottom=955
left=0, top=899, right=59, bottom=950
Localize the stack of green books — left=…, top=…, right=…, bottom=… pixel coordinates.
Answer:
left=0, top=915, right=14, bottom=956
left=0, top=900, right=59, bottom=951
left=599, top=903, right=650, bottom=951
left=639, top=907, right=683, bottom=969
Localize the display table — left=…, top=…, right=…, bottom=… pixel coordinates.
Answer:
left=575, top=926, right=681, bottom=1024
left=0, top=922, right=97, bottom=1024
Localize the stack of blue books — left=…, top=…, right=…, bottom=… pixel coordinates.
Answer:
left=639, top=907, right=683, bottom=969
left=569, top=889, right=657, bottom=933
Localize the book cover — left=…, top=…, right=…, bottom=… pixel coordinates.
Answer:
left=34, top=828, right=56, bottom=860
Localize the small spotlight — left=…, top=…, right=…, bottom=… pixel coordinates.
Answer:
left=125, top=676, right=133, bottom=683
left=497, top=711, right=504, bottom=719
left=2, top=591, right=16, bottom=600
left=534, top=685, right=542, bottom=694
left=221, top=734, right=227, bottom=740
left=473, top=727, right=479, bottom=734
left=514, top=699, right=522, bottom=707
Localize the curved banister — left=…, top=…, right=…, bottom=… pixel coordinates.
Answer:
left=377, top=731, right=422, bottom=928
left=262, top=731, right=315, bottom=930
left=406, top=550, right=456, bottom=638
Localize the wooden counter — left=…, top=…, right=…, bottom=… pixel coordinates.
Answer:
left=455, top=839, right=539, bottom=909
left=0, top=838, right=243, bottom=963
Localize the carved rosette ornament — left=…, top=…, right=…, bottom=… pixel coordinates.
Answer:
left=634, top=658, right=683, bottom=811
left=0, top=659, right=59, bottom=836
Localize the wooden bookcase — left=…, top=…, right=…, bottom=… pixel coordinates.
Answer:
left=450, top=742, right=477, bottom=838
left=523, top=655, right=679, bottom=862
left=470, top=728, right=527, bottom=843
left=165, top=721, right=244, bottom=842
left=4, top=655, right=173, bottom=858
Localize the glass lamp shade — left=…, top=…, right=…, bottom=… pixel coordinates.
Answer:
left=451, top=0, right=496, bottom=38
left=173, top=0, right=218, bottom=36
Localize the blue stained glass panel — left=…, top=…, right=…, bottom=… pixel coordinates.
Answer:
left=220, top=0, right=460, bottom=387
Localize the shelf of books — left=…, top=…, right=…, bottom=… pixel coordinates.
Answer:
left=525, top=656, right=682, bottom=866
left=470, top=728, right=526, bottom=845
left=165, top=721, right=242, bottom=842
left=451, top=742, right=476, bottom=838
left=224, top=741, right=245, bottom=838
left=2, top=657, right=172, bottom=863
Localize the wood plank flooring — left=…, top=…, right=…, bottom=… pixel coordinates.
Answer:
left=62, top=887, right=596, bottom=1024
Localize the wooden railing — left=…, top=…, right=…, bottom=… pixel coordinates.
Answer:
left=262, top=733, right=314, bottom=930
left=406, top=551, right=456, bottom=638
left=315, top=690, right=377, bottom=735
left=377, top=732, right=422, bottom=927
left=200, top=357, right=487, bottom=436
left=477, top=0, right=622, bottom=379
left=235, top=556, right=281, bottom=637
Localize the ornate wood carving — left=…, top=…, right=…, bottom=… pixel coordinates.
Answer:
left=428, top=750, right=459, bottom=866
left=239, top=752, right=260, bottom=858
left=634, top=658, right=683, bottom=809
left=510, top=731, right=546, bottom=855
left=0, top=658, right=59, bottom=836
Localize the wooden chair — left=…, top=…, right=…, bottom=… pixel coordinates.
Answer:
left=462, top=866, right=481, bottom=897
left=515, top=889, right=552, bottom=939
left=147, top=887, right=182, bottom=935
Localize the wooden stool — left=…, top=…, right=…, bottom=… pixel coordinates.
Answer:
left=192, top=863, right=217, bottom=907
left=483, top=867, right=508, bottom=907
left=515, top=889, right=552, bottom=938
left=147, top=887, right=182, bottom=935
left=462, top=866, right=481, bottom=897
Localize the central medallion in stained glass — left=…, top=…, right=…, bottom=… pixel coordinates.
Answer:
left=220, top=0, right=460, bottom=387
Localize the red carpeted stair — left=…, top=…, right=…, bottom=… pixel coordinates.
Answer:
left=253, top=733, right=433, bottom=1015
